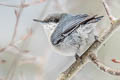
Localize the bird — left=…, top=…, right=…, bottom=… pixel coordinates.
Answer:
left=33, top=13, right=103, bottom=59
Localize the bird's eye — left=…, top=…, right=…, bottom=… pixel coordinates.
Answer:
left=49, top=18, right=59, bottom=23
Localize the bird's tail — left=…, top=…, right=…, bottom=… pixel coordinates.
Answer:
left=87, top=15, right=104, bottom=24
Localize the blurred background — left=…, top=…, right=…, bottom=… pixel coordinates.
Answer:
left=0, top=0, right=120, bottom=80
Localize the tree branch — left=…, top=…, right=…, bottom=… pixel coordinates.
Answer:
left=11, top=6, right=24, bottom=43
left=0, top=0, right=45, bottom=8
left=0, top=0, right=45, bottom=53
left=0, top=0, right=46, bottom=80
left=89, top=53, right=120, bottom=76
left=57, top=0, right=120, bottom=80
left=102, top=0, right=116, bottom=23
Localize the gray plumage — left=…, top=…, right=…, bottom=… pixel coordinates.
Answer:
left=34, top=13, right=103, bottom=56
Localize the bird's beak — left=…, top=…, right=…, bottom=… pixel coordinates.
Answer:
left=33, top=19, right=47, bottom=24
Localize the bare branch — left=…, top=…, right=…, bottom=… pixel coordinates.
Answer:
left=21, top=28, right=32, bottom=41
left=0, top=3, right=18, bottom=8
left=10, top=3, right=24, bottom=44
left=0, top=0, right=45, bottom=8
left=57, top=52, right=89, bottom=80
left=87, top=0, right=120, bottom=77
left=0, top=28, right=33, bottom=54
left=5, top=53, right=21, bottom=80
left=102, top=0, right=116, bottom=23
left=2, top=29, right=33, bottom=80
left=0, top=0, right=47, bottom=53
left=89, top=53, right=120, bottom=76
left=57, top=0, right=120, bottom=80
left=24, top=0, right=45, bottom=7
left=57, top=39, right=102, bottom=80
left=0, top=0, right=45, bottom=44
left=0, top=0, right=45, bottom=80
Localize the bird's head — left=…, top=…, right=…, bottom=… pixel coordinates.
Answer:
left=33, top=13, right=68, bottom=40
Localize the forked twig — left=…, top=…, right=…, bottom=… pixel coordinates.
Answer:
left=89, top=53, right=120, bottom=76
left=102, top=0, right=116, bottom=23
left=0, top=0, right=45, bottom=53
left=57, top=0, right=120, bottom=80
left=0, top=0, right=45, bottom=80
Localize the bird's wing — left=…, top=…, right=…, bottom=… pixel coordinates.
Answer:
left=50, top=14, right=103, bottom=45
left=61, top=15, right=103, bottom=37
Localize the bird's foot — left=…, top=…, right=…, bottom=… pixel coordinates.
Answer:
left=75, top=53, right=81, bottom=61
left=94, top=36, right=104, bottom=43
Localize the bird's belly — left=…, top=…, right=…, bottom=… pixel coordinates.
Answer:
left=51, top=30, right=96, bottom=56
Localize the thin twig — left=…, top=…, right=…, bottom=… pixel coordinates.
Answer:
left=0, top=3, right=18, bottom=8
left=5, top=29, right=33, bottom=80
left=10, top=0, right=25, bottom=44
left=5, top=2, right=25, bottom=79
left=89, top=53, right=120, bottom=76
left=102, top=0, right=116, bottom=23
left=24, top=0, right=45, bottom=7
left=4, top=0, right=33, bottom=80
left=0, top=0, right=45, bottom=53
left=0, top=28, right=32, bottom=54
left=0, top=0, right=45, bottom=80
left=0, top=0, right=45, bottom=8
left=5, top=53, right=21, bottom=80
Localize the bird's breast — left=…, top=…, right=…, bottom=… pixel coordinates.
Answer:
left=50, top=23, right=96, bottom=56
